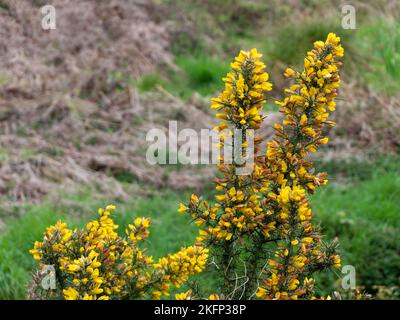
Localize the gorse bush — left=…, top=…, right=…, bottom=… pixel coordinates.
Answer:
left=29, top=205, right=207, bottom=300
left=179, top=33, right=343, bottom=300
left=30, top=33, right=345, bottom=300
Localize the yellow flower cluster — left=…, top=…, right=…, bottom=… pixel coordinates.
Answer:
left=179, top=34, right=344, bottom=300
left=175, top=291, right=223, bottom=300
left=152, top=246, right=208, bottom=299
left=256, top=33, right=343, bottom=300
left=211, top=48, right=272, bottom=130
left=30, top=205, right=207, bottom=300
left=179, top=49, right=272, bottom=247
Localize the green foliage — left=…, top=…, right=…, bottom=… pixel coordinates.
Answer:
left=178, top=56, right=223, bottom=87
left=315, top=155, right=400, bottom=182
left=135, top=55, right=229, bottom=99
left=117, top=191, right=199, bottom=257
left=134, top=74, right=164, bottom=92
left=356, top=20, right=400, bottom=93
left=312, top=168, right=400, bottom=295
left=264, top=20, right=354, bottom=67
left=113, top=171, right=137, bottom=184
left=171, top=55, right=229, bottom=98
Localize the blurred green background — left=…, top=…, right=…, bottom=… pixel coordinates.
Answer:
left=0, top=0, right=399, bottom=299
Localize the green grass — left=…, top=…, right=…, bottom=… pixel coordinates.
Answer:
left=113, top=171, right=138, bottom=184
left=355, top=20, right=400, bottom=94
left=134, top=74, right=164, bottom=93
left=314, top=155, right=400, bottom=182
left=312, top=156, right=400, bottom=295
left=313, top=171, right=400, bottom=294
left=135, top=54, right=229, bottom=99
left=118, top=191, right=199, bottom=257
left=175, top=55, right=229, bottom=96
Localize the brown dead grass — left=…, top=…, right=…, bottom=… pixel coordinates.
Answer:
left=0, top=0, right=398, bottom=206
left=0, top=0, right=216, bottom=204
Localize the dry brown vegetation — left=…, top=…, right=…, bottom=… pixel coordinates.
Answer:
left=0, top=0, right=399, bottom=206
left=0, top=0, right=215, bottom=204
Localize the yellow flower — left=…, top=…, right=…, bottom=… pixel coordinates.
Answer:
left=67, top=264, right=80, bottom=272
left=284, top=67, right=296, bottom=78
left=106, top=204, right=116, bottom=211
left=63, top=287, right=79, bottom=300
left=178, top=203, right=188, bottom=214
left=175, top=290, right=193, bottom=300
left=258, top=33, right=343, bottom=300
